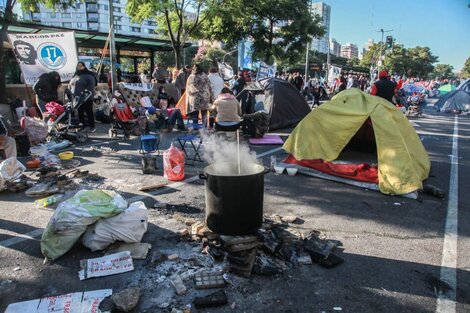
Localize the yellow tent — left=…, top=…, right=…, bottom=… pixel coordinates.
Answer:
left=283, top=88, right=430, bottom=195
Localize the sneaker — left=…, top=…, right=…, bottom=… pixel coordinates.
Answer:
left=89, top=127, right=96, bottom=133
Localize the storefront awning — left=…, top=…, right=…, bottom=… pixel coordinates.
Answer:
left=7, top=21, right=190, bottom=52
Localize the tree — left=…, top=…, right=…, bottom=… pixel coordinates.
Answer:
left=0, top=0, right=73, bottom=103
left=432, top=64, right=454, bottom=80
left=383, top=44, right=409, bottom=75
left=193, top=45, right=235, bottom=71
left=360, top=43, right=381, bottom=69
left=462, top=57, right=470, bottom=78
left=406, top=46, right=438, bottom=79
left=126, top=0, right=219, bottom=69
left=200, top=0, right=324, bottom=65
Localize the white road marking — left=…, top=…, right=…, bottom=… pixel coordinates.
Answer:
left=0, top=229, right=44, bottom=248
left=436, top=115, right=459, bottom=313
left=0, top=146, right=283, bottom=248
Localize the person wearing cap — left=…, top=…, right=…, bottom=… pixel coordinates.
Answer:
left=0, top=115, right=17, bottom=159
left=370, top=70, right=397, bottom=103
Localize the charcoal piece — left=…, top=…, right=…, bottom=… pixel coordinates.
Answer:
left=303, top=236, right=339, bottom=259
left=252, top=254, right=283, bottom=276
left=310, top=253, right=344, bottom=268
left=208, top=246, right=225, bottom=261
left=193, top=290, right=228, bottom=308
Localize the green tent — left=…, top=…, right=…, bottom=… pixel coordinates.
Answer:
left=438, top=84, right=457, bottom=95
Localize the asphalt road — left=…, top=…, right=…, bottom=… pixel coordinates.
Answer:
left=0, top=106, right=469, bottom=313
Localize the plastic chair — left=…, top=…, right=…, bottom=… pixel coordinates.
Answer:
left=139, top=134, right=160, bottom=154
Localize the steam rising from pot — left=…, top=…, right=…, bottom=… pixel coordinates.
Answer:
left=200, top=131, right=259, bottom=175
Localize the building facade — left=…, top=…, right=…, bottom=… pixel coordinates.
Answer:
left=20, top=0, right=158, bottom=38
left=310, top=1, right=330, bottom=54
left=329, top=38, right=341, bottom=57
left=340, top=43, right=358, bottom=59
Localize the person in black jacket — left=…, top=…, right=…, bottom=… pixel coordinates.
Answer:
left=69, top=62, right=98, bottom=132
left=33, top=71, right=61, bottom=115
left=370, top=70, right=397, bottom=103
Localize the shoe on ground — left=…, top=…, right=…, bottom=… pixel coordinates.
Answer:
left=89, top=127, right=96, bottom=133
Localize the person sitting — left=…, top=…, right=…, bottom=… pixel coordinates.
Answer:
left=0, top=115, right=17, bottom=159
left=210, top=87, right=241, bottom=131
left=241, top=101, right=269, bottom=138
left=146, top=90, right=186, bottom=133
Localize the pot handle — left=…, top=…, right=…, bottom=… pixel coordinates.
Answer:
left=263, top=167, right=271, bottom=175
left=199, top=173, right=208, bottom=180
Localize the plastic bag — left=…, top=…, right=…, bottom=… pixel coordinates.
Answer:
left=41, top=190, right=128, bottom=260
left=0, top=158, right=26, bottom=191
left=163, top=143, right=184, bottom=181
left=82, top=201, right=148, bottom=251
left=24, top=117, right=48, bottom=145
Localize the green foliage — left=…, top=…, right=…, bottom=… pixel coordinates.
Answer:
left=462, top=57, right=470, bottom=78
left=361, top=43, right=438, bottom=79
left=432, top=64, right=454, bottom=80
left=126, top=0, right=218, bottom=68
left=406, top=46, right=438, bottom=78
left=193, top=46, right=234, bottom=71
left=383, top=44, right=408, bottom=75
left=200, top=0, right=324, bottom=65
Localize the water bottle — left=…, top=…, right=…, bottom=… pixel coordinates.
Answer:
left=34, top=194, right=64, bottom=208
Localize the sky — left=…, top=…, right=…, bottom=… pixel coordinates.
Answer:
left=323, top=0, right=470, bottom=72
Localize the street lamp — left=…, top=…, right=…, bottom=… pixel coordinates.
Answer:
left=108, top=0, right=118, bottom=94
left=376, top=28, right=392, bottom=71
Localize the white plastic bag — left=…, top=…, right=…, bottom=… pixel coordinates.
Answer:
left=41, top=190, right=128, bottom=260
left=0, top=158, right=26, bottom=190
left=82, top=201, right=148, bottom=251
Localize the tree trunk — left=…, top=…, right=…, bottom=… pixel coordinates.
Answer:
left=1, top=1, right=14, bottom=104
left=174, top=45, right=182, bottom=69
left=0, top=22, right=9, bottom=104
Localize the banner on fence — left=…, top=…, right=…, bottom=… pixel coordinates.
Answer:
left=8, top=32, right=79, bottom=85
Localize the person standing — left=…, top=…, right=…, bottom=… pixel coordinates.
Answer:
left=175, top=65, right=191, bottom=97
left=152, top=63, right=168, bottom=83
left=208, top=67, right=224, bottom=100
left=69, top=62, right=97, bottom=132
left=185, top=64, right=212, bottom=127
left=33, top=71, right=61, bottom=115
left=370, top=70, right=397, bottom=103
left=231, top=71, right=246, bottom=96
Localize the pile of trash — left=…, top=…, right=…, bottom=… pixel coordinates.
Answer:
left=41, top=189, right=148, bottom=261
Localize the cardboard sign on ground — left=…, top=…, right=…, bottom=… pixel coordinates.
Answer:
left=79, top=251, right=134, bottom=280
left=5, top=289, right=113, bottom=313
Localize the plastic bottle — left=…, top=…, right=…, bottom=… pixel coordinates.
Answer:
left=163, top=143, right=185, bottom=181
left=34, top=194, right=64, bottom=208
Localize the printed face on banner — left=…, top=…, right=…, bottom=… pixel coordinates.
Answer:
left=8, top=32, right=78, bottom=86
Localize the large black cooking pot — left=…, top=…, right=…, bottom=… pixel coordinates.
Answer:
left=199, top=162, right=269, bottom=235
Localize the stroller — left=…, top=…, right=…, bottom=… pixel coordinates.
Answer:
left=46, top=89, right=92, bottom=143
left=108, top=95, right=147, bottom=139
